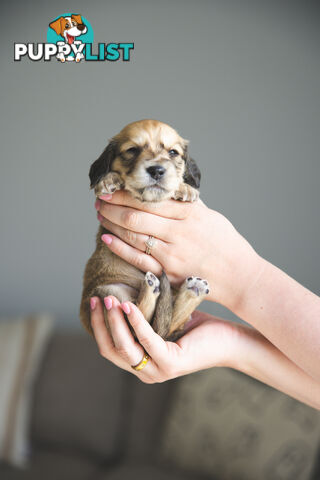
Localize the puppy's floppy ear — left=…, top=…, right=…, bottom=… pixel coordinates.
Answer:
left=89, top=141, right=116, bottom=188
left=182, top=145, right=201, bottom=189
left=49, top=17, right=65, bottom=36
left=71, top=14, right=83, bottom=25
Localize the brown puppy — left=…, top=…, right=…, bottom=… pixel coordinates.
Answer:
left=80, top=119, right=210, bottom=341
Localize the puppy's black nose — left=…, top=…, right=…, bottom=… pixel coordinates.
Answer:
left=147, top=165, right=166, bottom=180
left=77, top=23, right=86, bottom=31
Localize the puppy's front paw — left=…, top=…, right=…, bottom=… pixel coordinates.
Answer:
left=173, top=184, right=199, bottom=202
left=184, top=276, right=210, bottom=297
left=145, top=271, right=160, bottom=295
left=94, top=172, right=124, bottom=197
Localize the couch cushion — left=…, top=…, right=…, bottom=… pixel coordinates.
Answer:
left=31, top=332, right=128, bottom=460
left=0, top=449, right=99, bottom=480
left=124, top=375, right=175, bottom=460
left=159, top=368, right=320, bottom=480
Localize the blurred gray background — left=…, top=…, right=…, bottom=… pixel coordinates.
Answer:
left=1, top=0, right=319, bottom=327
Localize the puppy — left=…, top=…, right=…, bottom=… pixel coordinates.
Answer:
left=49, top=14, right=87, bottom=62
left=80, top=119, right=210, bottom=341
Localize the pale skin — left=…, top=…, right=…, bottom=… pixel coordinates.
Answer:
left=89, top=191, right=320, bottom=410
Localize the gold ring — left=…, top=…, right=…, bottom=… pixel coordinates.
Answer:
left=145, top=236, right=156, bottom=255
left=131, top=351, right=150, bottom=371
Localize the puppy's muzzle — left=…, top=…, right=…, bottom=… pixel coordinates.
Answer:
left=146, top=165, right=166, bottom=180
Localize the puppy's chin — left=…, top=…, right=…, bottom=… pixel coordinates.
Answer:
left=129, top=185, right=173, bottom=203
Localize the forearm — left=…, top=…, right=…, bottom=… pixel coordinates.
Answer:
left=232, top=258, right=320, bottom=381
left=233, top=324, right=320, bottom=410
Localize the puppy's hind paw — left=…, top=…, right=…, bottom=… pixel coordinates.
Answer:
left=145, top=271, right=160, bottom=295
left=184, top=276, right=210, bottom=297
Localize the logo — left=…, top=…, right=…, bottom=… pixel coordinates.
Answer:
left=14, top=13, right=134, bottom=63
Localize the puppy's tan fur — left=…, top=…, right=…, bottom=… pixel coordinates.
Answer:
left=80, top=119, right=209, bottom=341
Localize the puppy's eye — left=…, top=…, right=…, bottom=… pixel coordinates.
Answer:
left=72, top=21, right=77, bottom=26
left=65, top=24, right=70, bottom=29
left=126, top=147, right=140, bottom=155
left=169, top=149, right=179, bottom=157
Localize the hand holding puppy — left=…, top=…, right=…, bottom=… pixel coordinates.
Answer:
left=90, top=295, right=239, bottom=382
left=96, top=190, right=263, bottom=313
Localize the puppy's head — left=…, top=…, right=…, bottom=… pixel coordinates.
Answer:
left=49, top=14, right=87, bottom=41
left=89, top=119, right=200, bottom=202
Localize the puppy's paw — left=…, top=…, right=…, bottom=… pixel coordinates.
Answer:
left=145, top=271, right=160, bottom=295
left=75, top=52, right=85, bottom=62
left=173, top=184, right=199, bottom=202
left=94, top=172, right=124, bottom=197
left=184, top=276, right=210, bottom=297
left=56, top=52, right=66, bottom=62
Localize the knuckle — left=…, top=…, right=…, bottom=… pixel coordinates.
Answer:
left=124, top=229, right=137, bottom=245
left=139, top=336, right=152, bottom=351
left=123, top=210, right=139, bottom=230
left=116, top=344, right=131, bottom=361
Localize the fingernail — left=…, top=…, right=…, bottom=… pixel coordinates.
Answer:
left=104, top=297, right=112, bottom=310
left=94, top=199, right=101, bottom=211
left=101, top=234, right=113, bottom=245
left=121, top=302, right=130, bottom=314
left=99, top=194, right=112, bottom=201
left=90, top=297, right=97, bottom=310
left=97, top=212, right=104, bottom=222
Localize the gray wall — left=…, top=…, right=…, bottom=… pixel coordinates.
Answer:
left=1, top=0, right=319, bottom=327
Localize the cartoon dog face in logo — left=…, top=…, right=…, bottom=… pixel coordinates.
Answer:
left=49, top=14, right=88, bottom=62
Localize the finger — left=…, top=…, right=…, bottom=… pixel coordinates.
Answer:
left=98, top=202, right=175, bottom=242
left=99, top=190, right=194, bottom=220
left=98, top=214, right=170, bottom=260
left=105, top=296, right=145, bottom=367
left=100, top=233, right=163, bottom=276
left=90, top=297, right=141, bottom=372
left=121, top=302, right=168, bottom=364
left=91, top=297, right=158, bottom=377
left=90, top=297, right=119, bottom=362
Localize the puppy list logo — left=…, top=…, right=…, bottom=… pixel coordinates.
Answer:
left=14, top=13, right=134, bottom=63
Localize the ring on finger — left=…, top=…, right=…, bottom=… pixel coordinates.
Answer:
left=145, top=236, right=156, bottom=255
left=131, top=350, right=150, bottom=371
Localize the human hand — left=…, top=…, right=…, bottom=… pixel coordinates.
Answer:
left=90, top=295, right=240, bottom=383
left=95, top=191, right=264, bottom=311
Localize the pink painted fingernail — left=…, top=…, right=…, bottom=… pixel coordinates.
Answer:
left=101, top=234, right=113, bottom=245
left=94, top=199, right=101, bottom=210
left=97, top=213, right=104, bottom=222
left=99, top=194, right=112, bottom=201
left=104, top=297, right=112, bottom=310
left=121, top=302, right=130, bottom=314
left=90, top=297, right=97, bottom=310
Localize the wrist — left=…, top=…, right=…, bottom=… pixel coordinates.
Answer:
left=221, top=322, right=251, bottom=371
left=231, top=253, right=268, bottom=314
left=204, top=244, right=267, bottom=314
